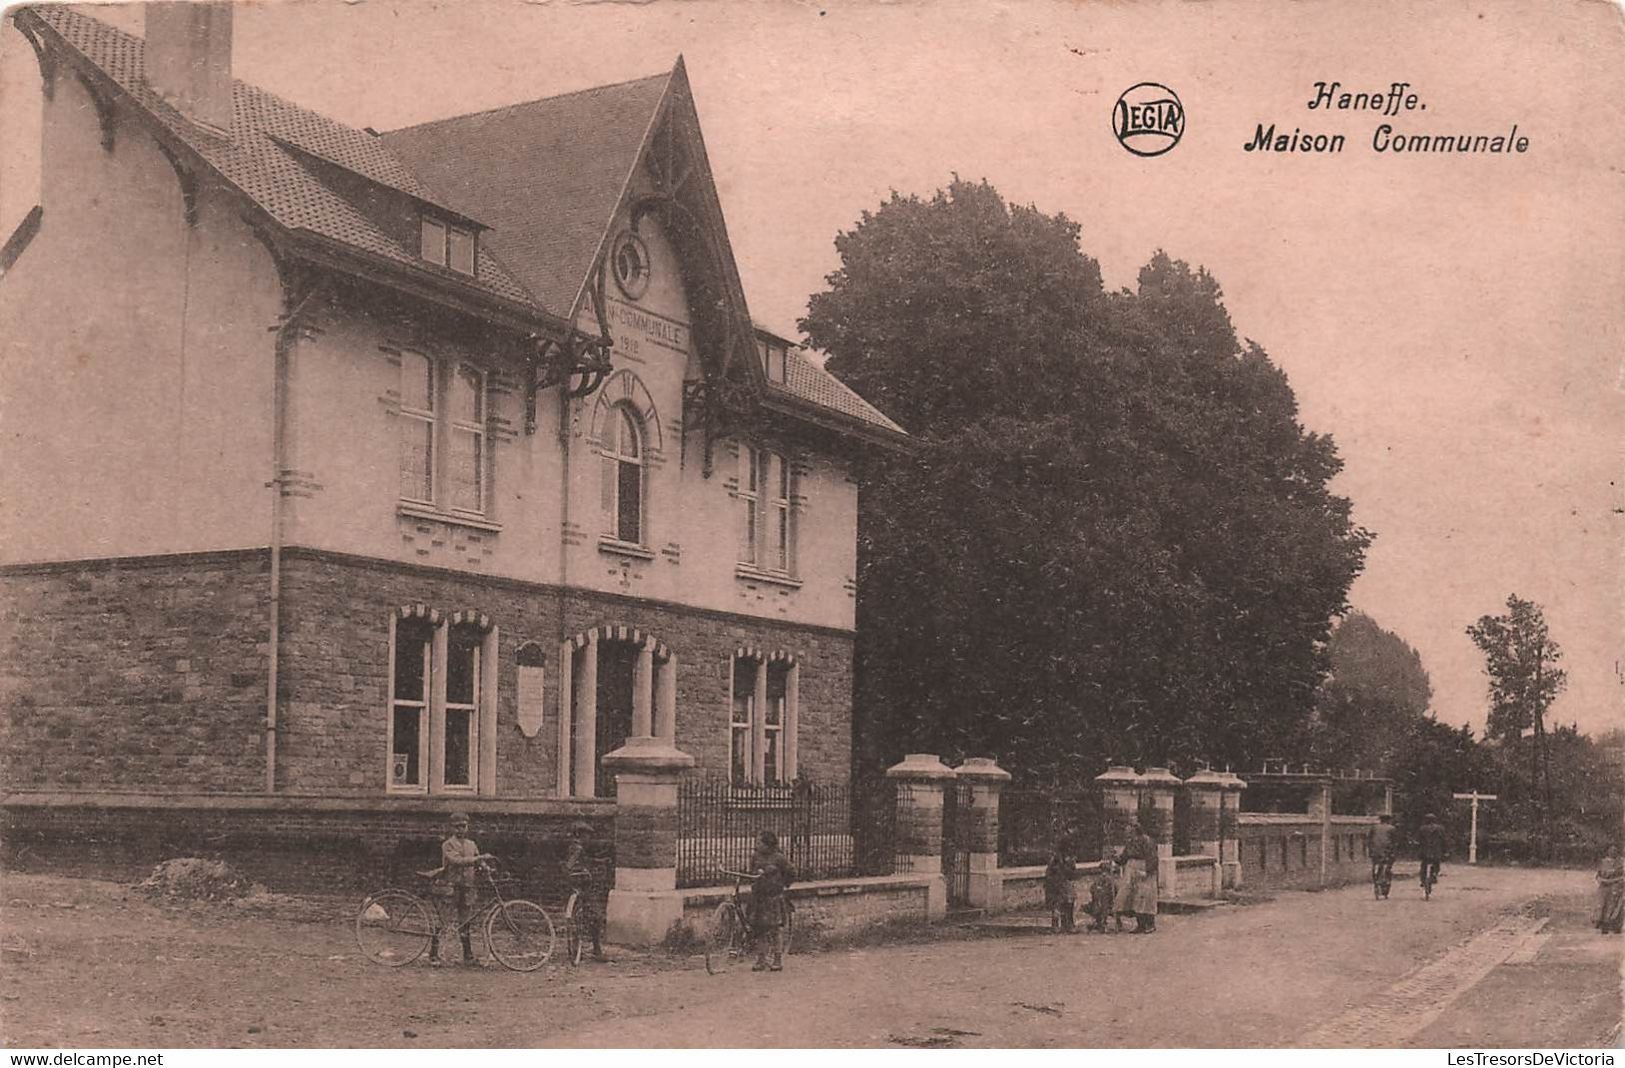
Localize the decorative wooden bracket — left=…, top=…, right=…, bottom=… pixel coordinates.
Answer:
left=524, top=260, right=616, bottom=433
left=155, top=142, right=199, bottom=226
left=683, top=375, right=758, bottom=478
left=16, top=20, right=57, bottom=101
left=73, top=70, right=117, bottom=153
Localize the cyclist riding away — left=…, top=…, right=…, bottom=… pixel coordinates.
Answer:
left=1417, top=811, right=1446, bottom=894
left=430, top=811, right=495, bottom=965
left=563, top=821, right=606, bottom=961
left=1367, top=813, right=1396, bottom=898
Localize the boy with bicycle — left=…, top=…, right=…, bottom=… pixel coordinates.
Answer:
left=430, top=811, right=494, bottom=966
left=750, top=831, right=793, bottom=972
left=562, top=821, right=607, bottom=961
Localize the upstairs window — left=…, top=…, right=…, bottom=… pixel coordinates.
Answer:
left=600, top=405, right=644, bottom=545
left=737, top=446, right=795, bottom=575
left=398, top=353, right=488, bottom=517
left=421, top=216, right=477, bottom=277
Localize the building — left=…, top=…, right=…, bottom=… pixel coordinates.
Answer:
left=0, top=4, right=906, bottom=884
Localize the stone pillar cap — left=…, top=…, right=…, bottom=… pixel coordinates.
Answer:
left=953, top=757, right=1012, bottom=783
left=1219, top=771, right=1248, bottom=790
left=885, top=753, right=956, bottom=781
left=1184, top=769, right=1230, bottom=787
left=1095, top=765, right=1144, bottom=785
left=1140, top=766, right=1182, bottom=787
left=600, top=735, right=696, bottom=772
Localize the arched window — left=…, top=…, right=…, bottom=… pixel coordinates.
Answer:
left=601, top=404, right=644, bottom=545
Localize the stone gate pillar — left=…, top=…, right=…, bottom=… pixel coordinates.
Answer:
left=1183, top=769, right=1227, bottom=897
left=954, top=757, right=1011, bottom=911
left=886, top=753, right=954, bottom=921
left=602, top=736, right=694, bottom=945
left=1220, top=771, right=1247, bottom=889
left=1141, top=766, right=1181, bottom=871
left=1095, top=766, right=1143, bottom=863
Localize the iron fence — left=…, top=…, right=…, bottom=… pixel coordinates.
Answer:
left=998, top=787, right=1102, bottom=866
left=677, top=777, right=884, bottom=888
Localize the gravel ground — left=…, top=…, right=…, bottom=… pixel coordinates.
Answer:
left=0, top=865, right=1615, bottom=1048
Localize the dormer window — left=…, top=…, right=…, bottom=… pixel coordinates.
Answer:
left=757, top=340, right=787, bottom=383
left=421, top=216, right=476, bottom=276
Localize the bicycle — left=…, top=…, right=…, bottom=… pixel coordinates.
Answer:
left=1371, top=856, right=1393, bottom=899
left=704, top=868, right=793, bottom=975
left=355, top=857, right=556, bottom=971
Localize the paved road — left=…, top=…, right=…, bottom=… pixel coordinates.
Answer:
left=542, top=866, right=1618, bottom=1048
left=1, top=865, right=1616, bottom=1048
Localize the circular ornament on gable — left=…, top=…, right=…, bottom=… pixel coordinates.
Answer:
left=611, top=231, right=651, bottom=300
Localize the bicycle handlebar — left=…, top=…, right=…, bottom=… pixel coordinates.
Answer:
left=719, top=868, right=758, bottom=881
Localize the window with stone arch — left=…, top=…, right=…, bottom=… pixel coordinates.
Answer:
left=386, top=606, right=499, bottom=795
left=727, top=649, right=800, bottom=787
left=600, top=403, right=645, bottom=545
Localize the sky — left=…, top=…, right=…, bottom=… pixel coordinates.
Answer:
left=2, top=0, right=1621, bottom=742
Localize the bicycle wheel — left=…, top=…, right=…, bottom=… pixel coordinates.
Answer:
left=704, top=902, right=744, bottom=975
left=355, top=889, right=434, bottom=967
left=563, top=892, right=585, bottom=967
left=484, top=899, right=556, bottom=972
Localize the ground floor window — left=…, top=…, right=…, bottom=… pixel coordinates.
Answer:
left=387, top=607, right=498, bottom=795
left=727, top=650, right=799, bottom=787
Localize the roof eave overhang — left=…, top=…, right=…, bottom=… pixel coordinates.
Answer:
left=286, top=230, right=573, bottom=339
left=759, top=391, right=914, bottom=453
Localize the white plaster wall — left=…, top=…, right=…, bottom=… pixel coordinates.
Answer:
left=0, top=71, right=281, bottom=564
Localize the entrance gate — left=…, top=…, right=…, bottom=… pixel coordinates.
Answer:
left=941, top=780, right=974, bottom=910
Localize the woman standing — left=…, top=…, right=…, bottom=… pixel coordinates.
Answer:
left=1114, top=811, right=1162, bottom=934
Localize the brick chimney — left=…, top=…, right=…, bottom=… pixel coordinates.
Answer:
left=143, top=2, right=234, bottom=136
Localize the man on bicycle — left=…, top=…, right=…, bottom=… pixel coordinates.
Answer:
left=431, top=812, right=494, bottom=965
left=562, top=821, right=606, bottom=961
left=1367, top=813, right=1397, bottom=898
left=1417, top=811, right=1447, bottom=893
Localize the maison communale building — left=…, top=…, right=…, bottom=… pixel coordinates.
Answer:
left=0, top=3, right=907, bottom=885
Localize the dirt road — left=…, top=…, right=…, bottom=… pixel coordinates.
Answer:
left=1, top=865, right=1615, bottom=1048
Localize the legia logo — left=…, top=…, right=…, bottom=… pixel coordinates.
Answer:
left=1113, top=83, right=1185, bottom=157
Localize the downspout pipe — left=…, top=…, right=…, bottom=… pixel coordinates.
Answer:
left=266, top=278, right=326, bottom=794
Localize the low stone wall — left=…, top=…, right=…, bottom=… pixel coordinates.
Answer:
left=1, top=791, right=613, bottom=900
left=1000, top=854, right=1218, bottom=912
left=675, top=873, right=939, bottom=947
left=1237, top=813, right=1376, bottom=889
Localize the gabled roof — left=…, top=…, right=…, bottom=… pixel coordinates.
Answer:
left=381, top=72, right=673, bottom=321
left=22, top=5, right=539, bottom=311
left=19, top=5, right=906, bottom=441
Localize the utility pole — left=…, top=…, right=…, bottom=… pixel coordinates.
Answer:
left=1452, top=790, right=1499, bottom=864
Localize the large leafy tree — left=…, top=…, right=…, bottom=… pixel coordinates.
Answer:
left=805, top=178, right=1370, bottom=784
left=1305, top=611, right=1433, bottom=772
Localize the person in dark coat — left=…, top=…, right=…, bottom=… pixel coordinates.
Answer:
left=750, top=831, right=793, bottom=971
left=1043, top=835, right=1078, bottom=933
left=1416, top=812, right=1447, bottom=891
left=1597, top=850, right=1624, bottom=935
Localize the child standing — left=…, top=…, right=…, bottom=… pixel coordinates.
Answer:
left=1085, top=860, right=1121, bottom=932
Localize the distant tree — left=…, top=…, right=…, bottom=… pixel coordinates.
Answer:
left=1467, top=595, right=1567, bottom=856
left=1305, top=611, right=1432, bottom=772
left=805, top=178, right=1370, bottom=782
